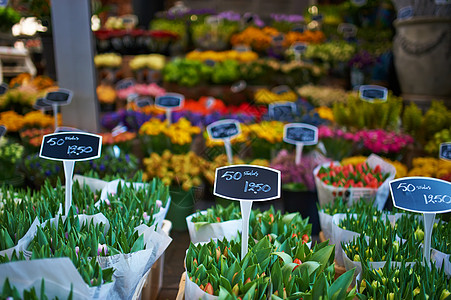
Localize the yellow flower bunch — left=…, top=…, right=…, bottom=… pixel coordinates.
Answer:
left=129, top=54, right=166, bottom=70
left=340, top=156, right=408, bottom=179
left=96, top=85, right=116, bottom=104
left=297, top=85, right=349, bottom=107
left=0, top=87, right=40, bottom=110
left=316, top=106, right=334, bottom=122
left=143, top=150, right=207, bottom=190
left=254, top=88, right=298, bottom=104
left=22, top=111, right=56, bottom=128
left=94, top=53, right=122, bottom=68
left=246, top=121, right=285, bottom=144
left=0, top=111, right=24, bottom=132
left=407, top=157, right=451, bottom=179
left=139, top=118, right=201, bottom=146
left=185, top=50, right=258, bottom=63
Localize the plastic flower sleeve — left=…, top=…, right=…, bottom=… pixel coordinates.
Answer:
left=74, top=174, right=109, bottom=193
left=0, top=257, right=114, bottom=300
left=331, top=213, right=360, bottom=266
left=318, top=210, right=333, bottom=241
left=0, top=217, right=40, bottom=260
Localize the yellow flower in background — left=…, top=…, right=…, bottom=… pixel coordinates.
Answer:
left=143, top=151, right=207, bottom=191
left=22, top=111, right=55, bottom=128
left=247, top=121, right=284, bottom=144
left=94, top=53, right=122, bottom=68
left=408, top=157, right=451, bottom=179
left=316, top=106, right=334, bottom=122
left=139, top=118, right=166, bottom=136
left=341, top=156, right=367, bottom=166
left=186, top=50, right=258, bottom=63
left=129, top=54, right=166, bottom=70
left=0, top=111, right=24, bottom=132
left=254, top=88, right=298, bottom=104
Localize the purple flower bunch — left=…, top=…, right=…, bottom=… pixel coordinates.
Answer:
left=217, top=11, right=241, bottom=22
left=348, top=50, right=378, bottom=69
left=270, top=150, right=330, bottom=191
left=270, top=14, right=304, bottom=23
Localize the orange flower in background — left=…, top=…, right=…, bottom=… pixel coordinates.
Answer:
left=96, top=84, right=116, bottom=104
left=283, top=30, right=326, bottom=47
left=231, top=27, right=279, bottom=51
left=100, top=131, right=137, bottom=145
left=19, top=127, right=53, bottom=147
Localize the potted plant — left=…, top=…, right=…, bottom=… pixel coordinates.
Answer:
left=270, top=149, right=330, bottom=235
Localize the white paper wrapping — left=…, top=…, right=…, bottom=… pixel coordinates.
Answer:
left=73, top=175, right=109, bottom=193
left=314, top=154, right=396, bottom=210
left=318, top=210, right=333, bottom=242
left=99, top=179, right=171, bottom=229
left=0, top=257, right=114, bottom=299
left=0, top=213, right=172, bottom=300
left=186, top=211, right=242, bottom=244
left=331, top=214, right=360, bottom=266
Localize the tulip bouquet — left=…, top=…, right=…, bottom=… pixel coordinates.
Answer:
left=314, top=155, right=396, bottom=210
left=0, top=278, right=65, bottom=300
left=357, top=260, right=451, bottom=299
left=185, top=236, right=356, bottom=298
left=341, top=156, right=408, bottom=179
left=190, top=203, right=241, bottom=225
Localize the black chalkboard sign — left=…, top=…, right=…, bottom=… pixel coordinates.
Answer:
left=351, top=0, right=367, bottom=6
left=390, top=177, right=451, bottom=214
left=233, top=45, right=251, bottom=52
left=338, top=23, right=357, bottom=37
left=440, top=143, right=451, bottom=161
left=155, top=93, right=184, bottom=109
left=44, top=89, right=73, bottom=106
left=359, top=85, right=388, bottom=102
left=214, top=165, right=281, bottom=201
left=292, top=26, right=305, bottom=33
left=268, top=102, right=297, bottom=121
left=398, top=6, right=413, bottom=19
left=312, top=14, right=323, bottom=21
left=292, top=42, right=308, bottom=54
left=272, top=34, right=284, bottom=43
left=40, top=132, right=102, bottom=161
left=271, top=85, right=291, bottom=95
left=0, top=125, right=6, bottom=137
left=135, top=96, right=153, bottom=108
left=207, top=119, right=241, bottom=140
left=33, top=98, right=53, bottom=111
left=115, top=78, right=135, bottom=91
left=205, top=59, right=216, bottom=67
left=0, top=83, right=8, bottom=96
left=283, top=123, right=318, bottom=145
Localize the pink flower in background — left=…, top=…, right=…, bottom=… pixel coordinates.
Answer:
left=318, top=125, right=333, bottom=138
left=356, top=129, right=414, bottom=154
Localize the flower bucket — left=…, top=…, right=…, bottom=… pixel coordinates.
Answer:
left=166, top=187, right=194, bottom=231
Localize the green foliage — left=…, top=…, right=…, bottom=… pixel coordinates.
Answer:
left=333, top=92, right=403, bottom=130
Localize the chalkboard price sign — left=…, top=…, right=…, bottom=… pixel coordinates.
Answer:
left=338, top=23, right=357, bottom=37
left=135, top=97, right=153, bottom=108
left=233, top=44, right=251, bottom=52
left=155, top=93, right=184, bottom=109
left=44, top=89, right=73, bottom=106
left=214, top=165, right=281, bottom=201
left=0, top=83, right=8, bottom=95
left=292, top=42, right=308, bottom=54
left=283, top=123, right=318, bottom=145
left=207, top=119, right=240, bottom=140
left=398, top=6, right=413, bottom=19
left=40, top=132, right=102, bottom=161
left=271, top=85, right=291, bottom=95
left=204, top=59, right=216, bottom=67
left=440, top=143, right=451, bottom=161
left=268, top=102, right=297, bottom=121
left=390, top=177, right=451, bottom=214
left=0, top=125, right=6, bottom=137
left=115, top=78, right=135, bottom=91
left=359, top=85, right=388, bottom=102
left=33, top=98, right=53, bottom=111
left=292, top=25, right=305, bottom=33
left=312, top=14, right=323, bottom=21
